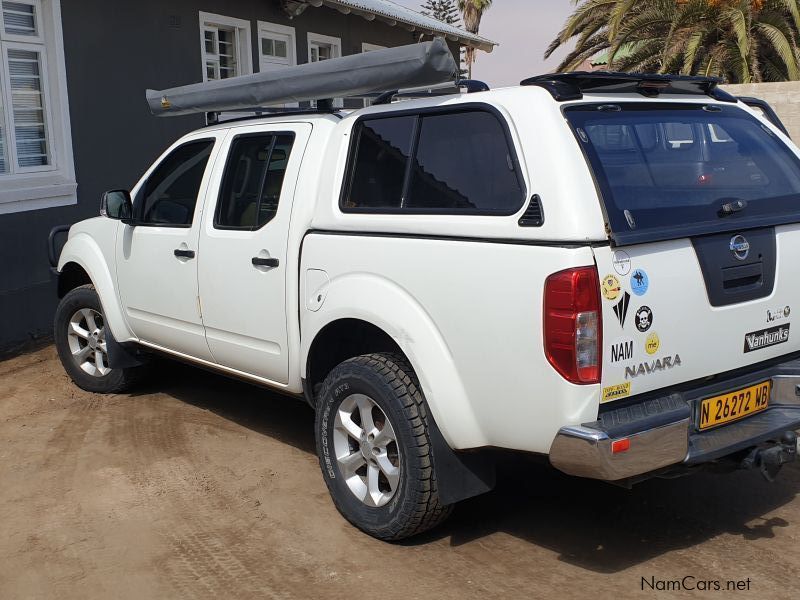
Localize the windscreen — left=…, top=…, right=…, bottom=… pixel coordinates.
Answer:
left=564, top=103, right=800, bottom=242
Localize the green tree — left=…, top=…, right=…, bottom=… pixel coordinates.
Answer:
left=546, top=0, right=800, bottom=83
left=421, top=0, right=461, bottom=24
left=457, top=0, right=493, bottom=77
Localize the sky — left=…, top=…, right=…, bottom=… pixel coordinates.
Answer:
left=391, top=0, right=575, bottom=88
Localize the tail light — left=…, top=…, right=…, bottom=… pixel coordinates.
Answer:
left=544, top=266, right=602, bottom=384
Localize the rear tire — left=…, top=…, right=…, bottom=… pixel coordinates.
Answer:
left=54, top=284, right=145, bottom=393
left=315, top=352, right=453, bottom=540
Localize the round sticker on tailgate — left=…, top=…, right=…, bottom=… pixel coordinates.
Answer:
left=635, top=306, right=653, bottom=332
left=645, top=332, right=660, bottom=355
left=601, top=274, right=621, bottom=301
left=631, top=269, right=649, bottom=296
left=612, top=251, right=632, bottom=276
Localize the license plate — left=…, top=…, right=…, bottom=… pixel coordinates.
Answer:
left=699, top=381, right=771, bottom=431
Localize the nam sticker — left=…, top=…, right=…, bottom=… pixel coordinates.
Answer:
left=601, top=274, right=622, bottom=301
left=610, top=339, right=634, bottom=363
left=602, top=382, right=631, bottom=402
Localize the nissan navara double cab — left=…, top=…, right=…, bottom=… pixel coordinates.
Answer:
left=52, top=71, right=800, bottom=540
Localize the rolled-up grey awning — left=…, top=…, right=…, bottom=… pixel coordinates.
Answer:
left=146, top=38, right=458, bottom=117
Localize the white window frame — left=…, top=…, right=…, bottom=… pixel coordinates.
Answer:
left=2, top=0, right=42, bottom=43
left=198, top=12, right=253, bottom=83
left=307, top=32, right=341, bottom=63
left=257, top=21, right=295, bottom=70
left=1, top=40, right=55, bottom=174
left=0, top=0, right=77, bottom=215
left=257, top=21, right=297, bottom=109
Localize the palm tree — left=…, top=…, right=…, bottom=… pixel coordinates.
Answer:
left=546, top=0, right=800, bottom=83
left=457, top=0, right=493, bottom=77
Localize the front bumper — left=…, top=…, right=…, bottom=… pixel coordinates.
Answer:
left=549, top=357, right=800, bottom=481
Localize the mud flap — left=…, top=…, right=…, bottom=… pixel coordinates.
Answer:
left=106, top=328, right=147, bottom=369
left=426, top=413, right=496, bottom=505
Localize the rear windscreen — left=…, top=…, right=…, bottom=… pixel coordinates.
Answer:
left=564, top=103, right=800, bottom=242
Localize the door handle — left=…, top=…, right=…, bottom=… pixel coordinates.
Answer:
left=252, top=256, right=279, bottom=267
left=174, top=248, right=196, bottom=259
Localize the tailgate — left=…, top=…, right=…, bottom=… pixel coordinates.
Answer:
left=594, top=224, right=800, bottom=403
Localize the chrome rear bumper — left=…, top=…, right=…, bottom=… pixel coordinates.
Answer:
left=549, top=361, right=800, bottom=481
left=549, top=419, right=690, bottom=480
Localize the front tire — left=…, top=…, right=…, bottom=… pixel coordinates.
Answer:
left=315, top=353, right=452, bottom=540
left=54, top=284, right=143, bottom=393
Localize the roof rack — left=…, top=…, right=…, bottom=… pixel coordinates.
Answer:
left=521, top=71, right=737, bottom=103
left=146, top=38, right=457, bottom=118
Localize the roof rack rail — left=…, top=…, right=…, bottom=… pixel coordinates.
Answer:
left=204, top=103, right=340, bottom=126
left=146, top=39, right=457, bottom=117
left=520, top=71, right=737, bottom=103
left=371, top=78, right=489, bottom=105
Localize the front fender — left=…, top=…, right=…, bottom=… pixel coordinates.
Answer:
left=302, top=272, right=486, bottom=450
left=58, top=231, right=134, bottom=342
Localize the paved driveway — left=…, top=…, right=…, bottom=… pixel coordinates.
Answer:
left=1, top=347, right=798, bottom=599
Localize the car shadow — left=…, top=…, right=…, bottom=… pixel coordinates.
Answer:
left=140, top=358, right=799, bottom=573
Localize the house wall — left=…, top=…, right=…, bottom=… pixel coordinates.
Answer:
left=0, top=0, right=456, bottom=355
left=722, top=81, right=800, bottom=141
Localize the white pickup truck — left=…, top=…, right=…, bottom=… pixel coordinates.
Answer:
left=51, top=49, right=800, bottom=540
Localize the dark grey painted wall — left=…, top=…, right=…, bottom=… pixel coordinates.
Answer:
left=0, top=0, right=459, bottom=354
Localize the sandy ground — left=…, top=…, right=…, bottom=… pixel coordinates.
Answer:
left=1, top=347, right=799, bottom=599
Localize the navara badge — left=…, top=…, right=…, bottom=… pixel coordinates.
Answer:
left=730, top=234, right=750, bottom=261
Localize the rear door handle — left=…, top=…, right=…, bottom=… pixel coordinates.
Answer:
left=174, top=248, right=195, bottom=259
left=252, top=256, right=279, bottom=267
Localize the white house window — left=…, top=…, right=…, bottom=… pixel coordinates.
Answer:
left=258, top=22, right=295, bottom=71
left=3, top=1, right=37, bottom=37
left=257, top=22, right=296, bottom=109
left=0, top=1, right=51, bottom=175
left=307, top=32, right=340, bottom=63
left=198, top=12, right=252, bottom=83
left=307, top=33, right=341, bottom=108
left=0, top=0, right=77, bottom=214
left=261, top=36, right=287, bottom=62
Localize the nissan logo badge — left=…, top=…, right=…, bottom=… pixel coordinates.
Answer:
left=730, top=234, right=750, bottom=261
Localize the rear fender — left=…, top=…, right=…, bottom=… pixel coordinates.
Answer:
left=302, top=272, right=486, bottom=450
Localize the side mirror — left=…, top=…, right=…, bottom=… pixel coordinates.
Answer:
left=100, top=190, right=132, bottom=221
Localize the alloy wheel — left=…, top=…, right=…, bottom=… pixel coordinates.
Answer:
left=333, top=393, right=401, bottom=507
left=67, top=308, right=110, bottom=377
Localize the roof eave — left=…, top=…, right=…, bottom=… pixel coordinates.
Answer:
left=314, top=0, right=496, bottom=52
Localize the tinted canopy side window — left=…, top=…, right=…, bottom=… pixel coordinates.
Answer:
left=215, top=133, right=295, bottom=230
left=137, top=140, right=215, bottom=226
left=406, top=111, right=523, bottom=212
left=344, top=116, right=415, bottom=209
left=343, top=108, right=525, bottom=214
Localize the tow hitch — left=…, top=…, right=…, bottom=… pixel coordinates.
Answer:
left=742, top=431, right=799, bottom=482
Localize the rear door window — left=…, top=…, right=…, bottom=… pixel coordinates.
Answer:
left=215, top=133, right=295, bottom=230
left=343, top=108, right=525, bottom=214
